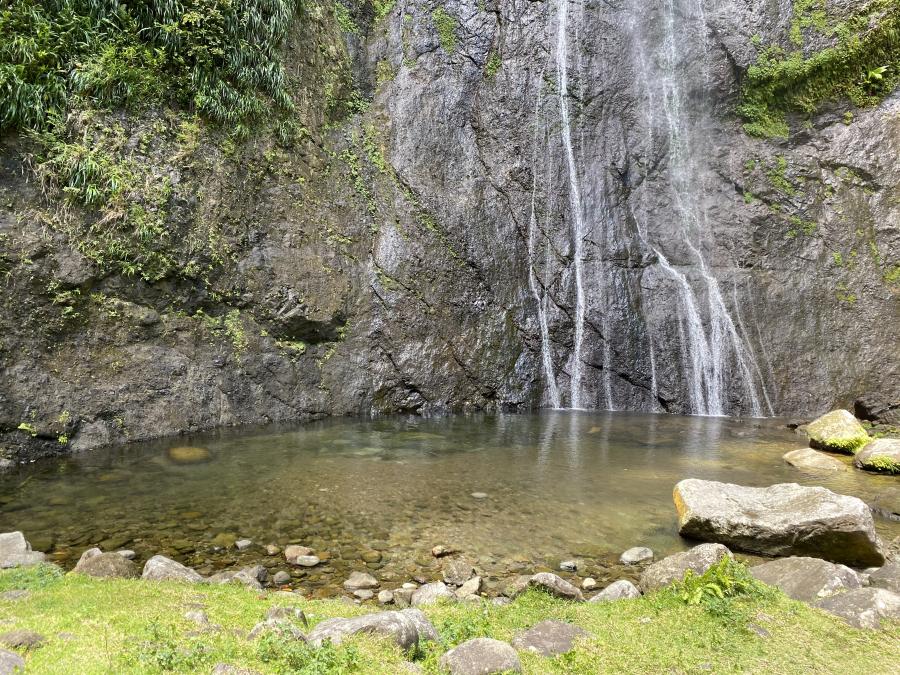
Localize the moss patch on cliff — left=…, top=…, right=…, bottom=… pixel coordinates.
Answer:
left=739, top=1, right=900, bottom=137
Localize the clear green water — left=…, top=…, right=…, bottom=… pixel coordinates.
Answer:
left=1, top=412, right=896, bottom=596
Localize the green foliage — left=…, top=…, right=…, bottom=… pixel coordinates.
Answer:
left=765, top=155, right=797, bottom=195
left=257, top=632, right=361, bottom=673
left=865, top=455, right=900, bottom=473
left=372, top=0, right=396, bottom=23
left=485, top=51, right=502, bottom=79
left=740, top=0, right=900, bottom=138
left=432, top=7, right=458, bottom=54
left=0, top=563, right=64, bottom=591
left=0, top=0, right=301, bottom=132
left=333, top=2, right=358, bottom=35
left=16, top=421, right=37, bottom=436
left=671, top=558, right=773, bottom=622
left=132, top=621, right=208, bottom=671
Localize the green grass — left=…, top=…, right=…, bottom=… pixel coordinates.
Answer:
left=1, top=564, right=898, bottom=673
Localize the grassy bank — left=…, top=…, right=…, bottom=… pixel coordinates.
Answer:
left=1, top=565, right=898, bottom=674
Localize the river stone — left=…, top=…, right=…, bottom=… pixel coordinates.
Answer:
left=443, top=557, right=474, bottom=585
left=431, top=545, right=458, bottom=558
left=869, top=563, right=900, bottom=593
left=0, top=649, right=25, bottom=674
left=620, top=547, right=654, bottom=565
left=0, top=531, right=46, bottom=569
left=806, top=410, right=870, bottom=454
left=854, top=439, right=900, bottom=474
left=411, top=581, right=455, bottom=606
left=117, top=550, right=136, bottom=560
left=76, top=547, right=102, bottom=566
left=73, top=552, right=139, bottom=579
left=439, top=638, right=521, bottom=674
left=142, top=555, right=205, bottom=582
left=377, top=590, right=394, bottom=604
left=673, top=479, right=885, bottom=567
left=511, top=620, right=588, bottom=657
left=559, top=560, right=578, bottom=572
left=294, top=556, right=320, bottom=567
left=814, top=587, right=900, bottom=629
left=344, top=571, right=378, bottom=590
left=306, top=609, right=437, bottom=649
left=248, top=618, right=305, bottom=641
left=581, top=578, right=598, bottom=591
left=528, top=573, right=584, bottom=601
left=273, top=571, right=291, bottom=585
left=589, top=579, right=641, bottom=602
left=284, top=545, right=312, bottom=563
left=783, top=448, right=847, bottom=472
left=456, top=576, right=482, bottom=599
left=166, top=446, right=212, bottom=464
left=393, top=587, right=414, bottom=608
left=0, top=630, right=45, bottom=650
left=209, top=565, right=267, bottom=590
left=235, top=539, right=253, bottom=551
left=750, top=557, right=861, bottom=602
left=639, top=543, right=732, bottom=593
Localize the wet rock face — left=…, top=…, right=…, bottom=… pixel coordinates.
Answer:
left=1, top=0, right=898, bottom=460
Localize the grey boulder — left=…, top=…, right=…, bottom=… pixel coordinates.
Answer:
left=805, top=410, right=870, bottom=454
left=782, top=448, right=846, bottom=472
left=411, top=581, right=455, bottom=607
left=0, top=649, right=25, bottom=675
left=343, top=571, right=379, bottom=590
left=620, top=547, right=654, bottom=565
left=141, top=555, right=205, bottom=582
left=439, top=638, right=521, bottom=674
left=73, top=552, right=139, bottom=579
left=306, top=609, right=437, bottom=650
left=589, top=579, right=641, bottom=602
left=528, top=572, right=584, bottom=601
left=208, top=565, right=268, bottom=590
left=854, top=439, right=900, bottom=474
left=639, top=543, right=732, bottom=593
left=868, top=563, right=900, bottom=593
left=442, top=557, right=475, bottom=586
left=0, top=532, right=46, bottom=569
left=814, top=587, right=900, bottom=629
left=750, top=557, right=861, bottom=602
left=673, top=479, right=885, bottom=567
left=511, top=620, right=589, bottom=656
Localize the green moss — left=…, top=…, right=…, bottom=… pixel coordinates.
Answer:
left=223, top=309, right=248, bottom=356
left=865, top=455, right=900, bottom=473
left=333, top=2, right=358, bottom=34
left=432, top=8, right=458, bottom=54
left=16, top=422, right=37, bottom=436
left=765, top=155, right=797, bottom=195
left=484, top=51, right=502, bottom=79
left=373, top=0, right=396, bottom=23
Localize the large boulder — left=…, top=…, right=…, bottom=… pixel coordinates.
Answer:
left=0, top=532, right=46, bottom=569
left=73, top=552, right=139, bottom=579
left=528, top=573, right=584, bottom=601
left=868, top=563, right=900, bottom=593
left=805, top=410, right=870, bottom=454
left=639, top=543, right=732, bottom=593
left=511, top=620, right=589, bottom=656
left=814, top=588, right=900, bottom=629
left=854, top=393, right=900, bottom=425
left=673, top=479, right=885, bottom=567
left=854, top=439, right=900, bottom=474
left=749, top=557, right=861, bottom=602
left=588, top=579, right=641, bottom=603
left=141, top=555, right=205, bottom=582
left=306, top=609, right=437, bottom=650
left=439, top=638, right=521, bottom=674
left=782, top=448, right=846, bottom=473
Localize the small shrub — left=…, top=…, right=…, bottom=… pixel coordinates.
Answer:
left=670, top=558, right=774, bottom=621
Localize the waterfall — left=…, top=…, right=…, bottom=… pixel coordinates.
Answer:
left=555, top=0, right=588, bottom=410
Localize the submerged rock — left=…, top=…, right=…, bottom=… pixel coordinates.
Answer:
left=141, top=555, right=205, bottom=582
left=307, top=609, right=437, bottom=650
left=639, top=543, right=732, bottom=593
left=673, top=479, right=884, bottom=567
left=814, top=587, right=900, bottom=629
left=854, top=439, right=900, bottom=474
left=620, top=547, right=654, bottom=565
left=805, top=410, right=870, bottom=454
left=73, top=552, right=139, bottom=579
left=511, top=620, right=589, bottom=656
left=750, top=557, right=861, bottom=602
left=0, top=531, right=46, bottom=569
left=166, top=446, right=212, bottom=464
left=528, top=573, right=584, bottom=601
left=439, top=638, right=521, bottom=674
left=782, top=448, right=846, bottom=472
left=589, top=579, right=641, bottom=602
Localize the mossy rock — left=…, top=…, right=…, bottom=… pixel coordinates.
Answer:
left=854, top=439, right=900, bottom=475
left=806, top=410, right=870, bottom=455
left=166, top=446, right=212, bottom=464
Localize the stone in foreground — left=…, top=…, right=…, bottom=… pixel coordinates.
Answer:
left=589, top=579, right=641, bottom=603
left=814, top=588, right=900, bottom=629
left=868, top=563, right=900, bottom=593
left=782, top=448, right=846, bottom=472
left=749, top=557, right=861, bottom=602
left=639, top=543, right=732, bottom=593
left=528, top=573, right=584, bottom=601
left=0, top=648, right=25, bottom=675
left=0, top=630, right=45, bottom=650
left=307, top=609, right=437, bottom=650
left=141, top=555, right=205, bottom=582
left=620, top=547, right=654, bottom=565
left=73, top=552, right=139, bottom=579
left=439, top=638, right=521, bottom=674
left=411, top=581, right=455, bottom=606
left=854, top=439, right=900, bottom=474
left=0, top=532, right=46, bottom=569
left=673, top=479, right=884, bottom=567
left=805, top=410, right=869, bottom=454
left=511, top=620, right=589, bottom=656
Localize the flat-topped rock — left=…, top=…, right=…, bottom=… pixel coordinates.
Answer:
left=511, top=620, right=589, bottom=656
left=620, top=547, right=654, bottom=565
left=439, top=638, right=521, bottom=674
left=141, top=555, right=205, bottom=582
left=806, top=410, right=869, bottom=454
left=854, top=439, right=900, bottom=474
left=673, top=479, right=884, bottom=567
left=750, top=557, right=861, bottom=602
left=639, top=543, right=732, bottom=593
left=814, top=587, right=900, bottom=629
left=343, top=571, right=378, bottom=591
left=307, top=609, right=437, bottom=650
left=0, top=532, right=46, bottom=569
left=783, top=448, right=846, bottom=472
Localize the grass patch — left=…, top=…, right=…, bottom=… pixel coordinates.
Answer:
left=0, top=564, right=898, bottom=673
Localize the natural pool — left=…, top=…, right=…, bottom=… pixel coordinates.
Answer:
left=1, top=411, right=897, bottom=596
